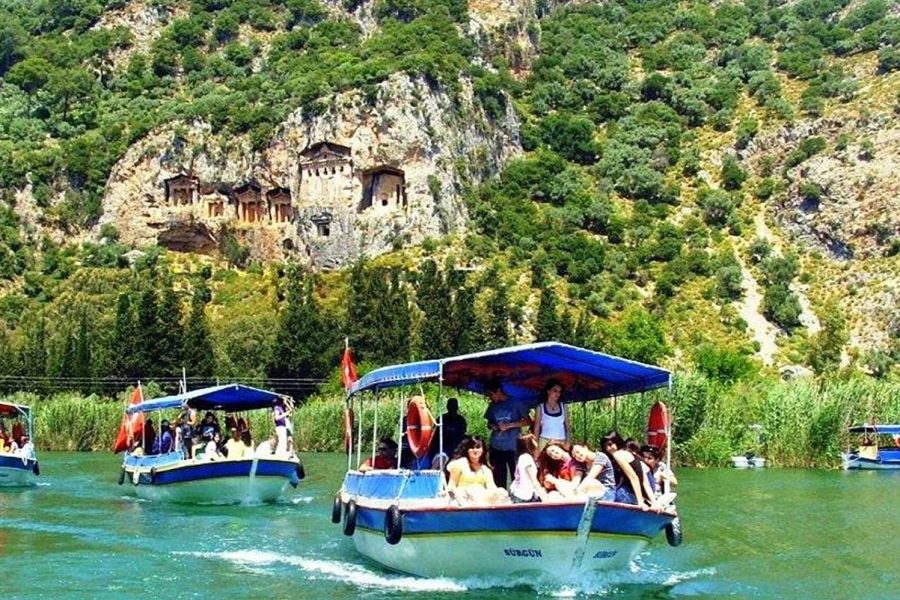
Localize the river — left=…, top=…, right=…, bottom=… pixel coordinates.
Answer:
left=1, top=453, right=897, bottom=599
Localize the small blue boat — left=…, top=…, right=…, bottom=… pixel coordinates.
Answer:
left=333, top=342, right=681, bottom=580
left=0, top=402, right=39, bottom=487
left=118, top=384, right=304, bottom=504
left=843, top=424, right=900, bottom=470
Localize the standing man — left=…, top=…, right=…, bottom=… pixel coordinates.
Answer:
left=483, top=379, right=531, bottom=489
left=437, top=397, right=467, bottom=457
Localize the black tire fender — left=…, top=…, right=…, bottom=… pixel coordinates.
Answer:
left=384, top=504, right=403, bottom=545
left=32, top=461, right=40, bottom=476
left=331, top=495, right=343, bottom=524
left=117, top=468, right=126, bottom=485
left=296, top=462, right=306, bottom=481
left=343, top=500, right=357, bottom=536
left=149, top=467, right=157, bottom=484
left=666, top=516, right=683, bottom=547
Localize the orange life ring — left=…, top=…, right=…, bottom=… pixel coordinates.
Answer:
left=406, top=396, right=435, bottom=458
left=894, top=434, right=900, bottom=448
left=343, top=408, right=354, bottom=451
left=646, top=401, right=669, bottom=452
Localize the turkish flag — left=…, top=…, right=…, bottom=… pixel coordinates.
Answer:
left=341, top=347, right=358, bottom=391
left=113, top=386, right=145, bottom=453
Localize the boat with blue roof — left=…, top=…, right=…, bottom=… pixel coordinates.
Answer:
left=116, top=384, right=304, bottom=504
left=843, top=424, right=900, bottom=470
left=0, top=401, right=39, bottom=487
left=332, top=342, right=681, bottom=580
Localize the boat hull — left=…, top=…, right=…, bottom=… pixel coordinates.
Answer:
left=843, top=451, right=900, bottom=470
left=352, top=527, right=648, bottom=578
left=122, top=457, right=302, bottom=504
left=339, top=483, right=674, bottom=580
left=0, top=456, right=38, bottom=487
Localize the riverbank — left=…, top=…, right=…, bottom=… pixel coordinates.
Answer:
left=4, top=374, right=899, bottom=467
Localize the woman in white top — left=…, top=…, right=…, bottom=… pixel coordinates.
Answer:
left=532, top=379, right=570, bottom=446
left=509, top=433, right=547, bottom=503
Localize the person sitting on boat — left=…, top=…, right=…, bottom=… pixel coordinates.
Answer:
left=241, top=430, right=254, bottom=455
left=256, top=432, right=278, bottom=457
left=12, top=420, right=24, bottom=447
left=359, top=437, right=398, bottom=472
left=143, top=418, right=157, bottom=456
left=17, top=435, right=35, bottom=460
left=640, top=444, right=678, bottom=494
left=202, top=431, right=224, bottom=461
left=224, top=427, right=246, bottom=460
left=626, top=438, right=657, bottom=504
left=509, top=433, right=547, bottom=503
left=601, top=432, right=650, bottom=510
left=151, top=420, right=175, bottom=455
left=533, top=379, right=571, bottom=447
left=447, top=435, right=509, bottom=506
left=537, top=442, right=580, bottom=500
left=197, top=412, right=220, bottom=444
left=178, top=409, right=196, bottom=458
left=483, top=379, right=532, bottom=489
left=571, top=444, right=616, bottom=501
left=129, top=438, right=144, bottom=457
left=284, top=398, right=296, bottom=457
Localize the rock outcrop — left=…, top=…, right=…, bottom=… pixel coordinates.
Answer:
left=96, top=73, right=521, bottom=267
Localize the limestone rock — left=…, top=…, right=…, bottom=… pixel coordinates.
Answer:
left=95, top=73, right=521, bottom=267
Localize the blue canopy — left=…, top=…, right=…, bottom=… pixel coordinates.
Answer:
left=849, top=424, right=900, bottom=435
left=126, top=384, right=285, bottom=415
left=348, top=342, right=671, bottom=403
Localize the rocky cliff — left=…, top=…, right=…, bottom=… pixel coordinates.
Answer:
left=97, top=73, right=521, bottom=267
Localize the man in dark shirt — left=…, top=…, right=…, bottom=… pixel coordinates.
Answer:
left=152, top=420, right=174, bottom=454
left=483, top=379, right=531, bottom=489
left=437, top=397, right=467, bottom=457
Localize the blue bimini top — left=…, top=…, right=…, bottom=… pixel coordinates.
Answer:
left=348, top=342, right=671, bottom=404
left=127, top=384, right=286, bottom=415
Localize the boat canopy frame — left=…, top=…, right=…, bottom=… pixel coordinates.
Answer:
left=344, top=342, right=673, bottom=481
left=849, top=424, right=900, bottom=436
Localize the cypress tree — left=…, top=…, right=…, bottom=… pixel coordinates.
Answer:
left=415, top=259, right=453, bottom=358
left=450, top=284, right=479, bottom=355
left=534, top=285, right=561, bottom=341
left=381, top=269, right=411, bottom=363
left=346, top=261, right=377, bottom=361
left=483, top=284, right=512, bottom=348
left=156, top=276, right=183, bottom=378
left=110, top=293, right=140, bottom=380
left=183, top=280, right=216, bottom=380
left=558, top=307, right=575, bottom=345
left=135, top=283, right=160, bottom=377
left=19, top=315, right=48, bottom=392
left=72, top=309, right=92, bottom=392
left=0, top=328, right=15, bottom=394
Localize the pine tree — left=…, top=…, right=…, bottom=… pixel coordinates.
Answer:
left=183, top=280, right=216, bottom=380
left=155, top=276, right=183, bottom=377
left=534, top=285, right=561, bottom=341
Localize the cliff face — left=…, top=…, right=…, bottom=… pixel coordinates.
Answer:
left=96, top=73, right=521, bottom=267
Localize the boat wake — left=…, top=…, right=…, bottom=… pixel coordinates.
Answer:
left=179, top=549, right=467, bottom=592
left=180, top=549, right=713, bottom=595
left=288, top=496, right=314, bottom=505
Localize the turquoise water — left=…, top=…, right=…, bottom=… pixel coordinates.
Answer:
left=1, top=453, right=898, bottom=599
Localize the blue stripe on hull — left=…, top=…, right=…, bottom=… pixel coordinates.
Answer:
left=0, top=455, right=37, bottom=472
left=353, top=502, right=671, bottom=539
left=128, top=459, right=299, bottom=486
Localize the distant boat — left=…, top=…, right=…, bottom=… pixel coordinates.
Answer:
left=843, top=424, right=900, bottom=470
left=0, top=402, right=39, bottom=487
left=117, top=384, right=304, bottom=504
left=731, top=424, right=766, bottom=468
left=332, top=342, right=681, bottom=581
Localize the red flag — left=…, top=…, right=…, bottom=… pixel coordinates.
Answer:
left=341, top=347, right=358, bottom=391
left=113, top=385, right=145, bottom=453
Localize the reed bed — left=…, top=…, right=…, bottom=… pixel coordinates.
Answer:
left=5, top=375, right=899, bottom=468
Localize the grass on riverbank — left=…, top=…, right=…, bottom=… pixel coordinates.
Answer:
left=4, top=374, right=899, bottom=468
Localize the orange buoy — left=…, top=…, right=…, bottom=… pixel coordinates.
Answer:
left=406, top=396, right=435, bottom=458
left=646, top=401, right=669, bottom=452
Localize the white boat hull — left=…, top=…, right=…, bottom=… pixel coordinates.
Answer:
left=129, top=475, right=291, bottom=504
left=731, top=456, right=766, bottom=468
left=352, top=527, right=648, bottom=578
left=843, top=453, right=900, bottom=470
